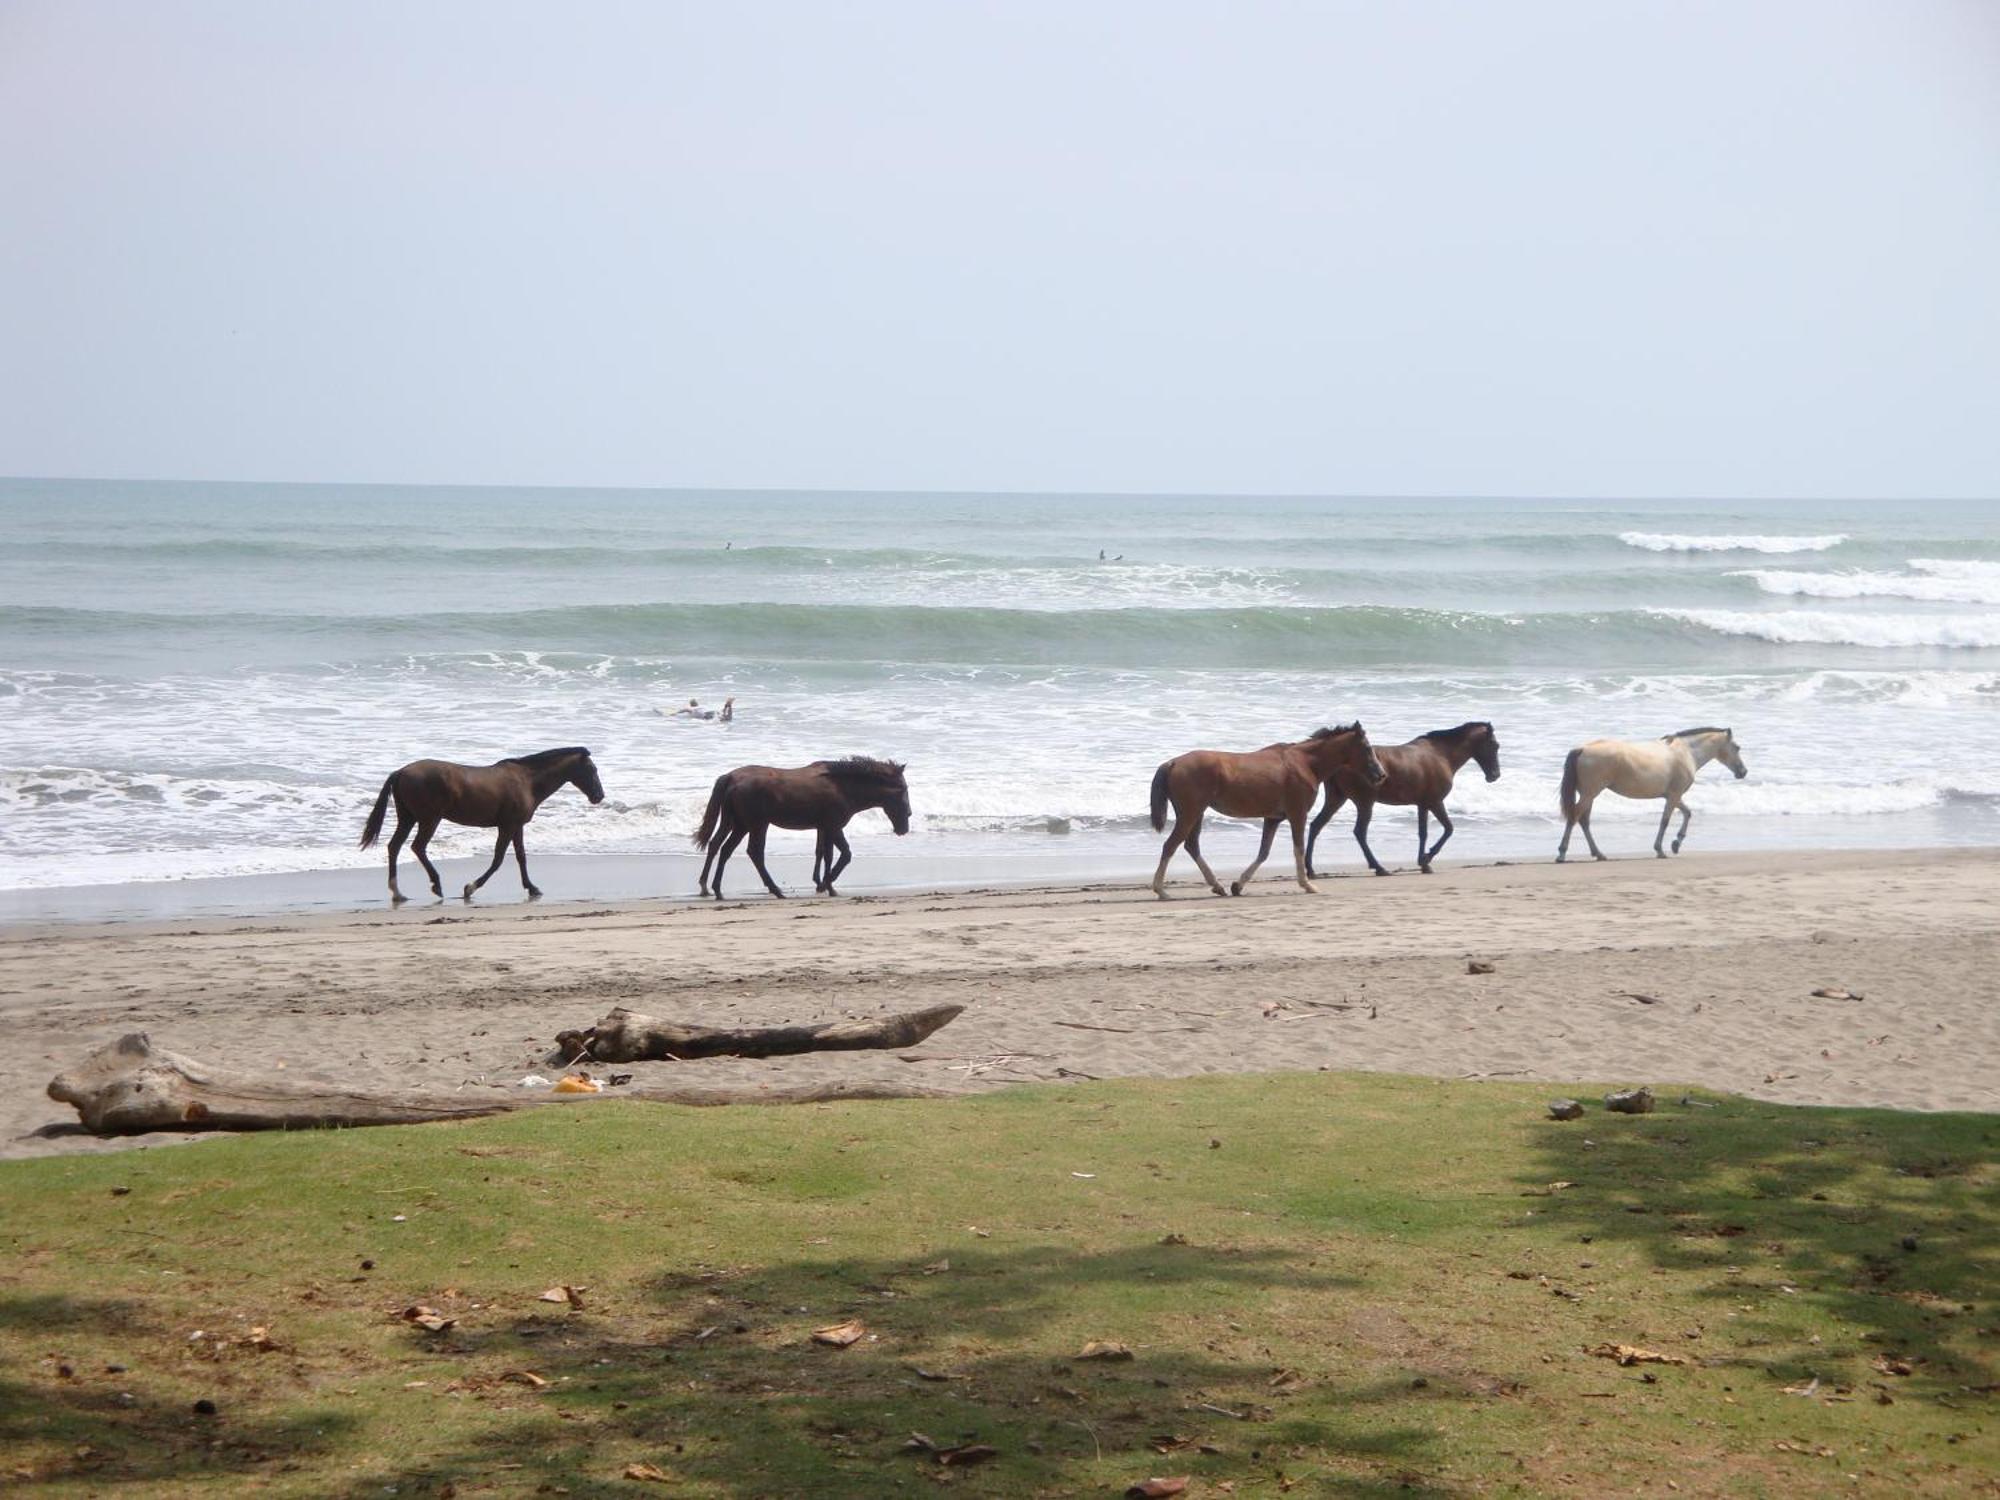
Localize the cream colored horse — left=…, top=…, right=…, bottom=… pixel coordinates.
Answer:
left=1556, top=727, right=1746, bottom=862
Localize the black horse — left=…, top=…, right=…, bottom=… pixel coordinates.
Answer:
left=1305, top=721, right=1499, bottom=876
left=360, top=747, right=604, bottom=902
left=691, top=757, right=911, bottom=897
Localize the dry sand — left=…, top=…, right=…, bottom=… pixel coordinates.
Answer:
left=4, top=847, right=1996, bottom=1157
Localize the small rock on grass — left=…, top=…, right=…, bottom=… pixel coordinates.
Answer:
left=1547, top=1099, right=1584, bottom=1121
left=1604, top=1088, right=1655, bottom=1115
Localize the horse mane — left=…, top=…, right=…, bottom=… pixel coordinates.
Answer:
left=1422, top=721, right=1491, bottom=742
left=507, top=746, right=591, bottom=767
left=1663, top=726, right=1728, bottom=742
left=1307, top=722, right=1363, bottom=741
left=823, top=755, right=907, bottom=785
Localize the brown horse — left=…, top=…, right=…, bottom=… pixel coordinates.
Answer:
left=359, top=746, right=605, bottom=903
left=692, top=757, right=911, bottom=898
left=1148, top=724, right=1383, bottom=898
left=1305, top=721, right=1500, bottom=877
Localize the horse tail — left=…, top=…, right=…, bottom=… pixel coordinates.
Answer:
left=692, top=772, right=731, bottom=849
left=360, top=772, right=397, bottom=848
left=1149, top=759, right=1174, bottom=832
left=1559, top=748, right=1582, bottom=818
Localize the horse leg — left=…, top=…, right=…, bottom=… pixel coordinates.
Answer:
left=385, top=813, right=412, bottom=903
left=512, top=828, right=540, bottom=897
left=1231, top=818, right=1280, bottom=896
left=1290, top=812, right=1317, bottom=893
left=1421, top=801, right=1453, bottom=871
left=746, top=825, right=785, bottom=898
left=1352, top=799, right=1389, bottom=875
left=411, top=818, right=445, bottom=898
left=709, top=827, right=746, bottom=898
left=1671, top=799, right=1693, bottom=855
left=811, top=832, right=828, bottom=892
left=822, top=829, right=853, bottom=895
left=1652, top=799, right=1676, bottom=858
left=1183, top=815, right=1227, bottom=896
left=1150, top=818, right=1191, bottom=898
left=1305, top=789, right=1346, bottom=878
left=464, top=829, right=509, bottom=899
left=1577, top=793, right=1607, bottom=861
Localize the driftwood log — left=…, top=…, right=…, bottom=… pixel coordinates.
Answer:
left=555, top=1003, right=964, bottom=1064
left=47, top=1032, right=947, bottom=1137
left=48, top=1033, right=518, bottom=1135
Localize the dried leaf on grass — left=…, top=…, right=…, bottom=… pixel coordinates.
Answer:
left=1077, top=1340, right=1135, bottom=1361
left=538, top=1285, right=586, bottom=1308
left=902, top=1433, right=999, bottom=1466
left=1128, top=1480, right=1190, bottom=1499
left=623, top=1461, right=671, bottom=1482
left=1587, top=1342, right=1692, bottom=1367
left=399, top=1305, right=456, bottom=1333
left=813, top=1320, right=867, bottom=1348
left=1872, top=1354, right=1915, bottom=1377
left=501, top=1370, right=548, bottom=1388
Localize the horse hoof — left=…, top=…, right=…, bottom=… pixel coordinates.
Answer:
left=1373, top=868, right=1391, bottom=877
left=390, top=891, right=407, bottom=905
left=526, top=888, right=543, bottom=900
left=1229, top=882, right=1243, bottom=896
left=1419, top=864, right=1433, bottom=875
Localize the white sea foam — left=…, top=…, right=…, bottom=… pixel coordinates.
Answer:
left=1910, top=558, right=2000, bottom=580
left=1657, top=609, right=2000, bottom=650
left=1619, top=531, right=1849, bottom=554
left=1733, top=566, right=2000, bottom=606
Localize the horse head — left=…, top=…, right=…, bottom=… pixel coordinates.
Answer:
left=570, top=750, right=607, bottom=804
left=884, top=762, right=912, bottom=834
left=1718, top=729, right=1747, bottom=780
left=1469, top=722, right=1502, bottom=783
left=1309, top=723, right=1385, bottom=787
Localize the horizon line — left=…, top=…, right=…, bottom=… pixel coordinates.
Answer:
left=2, top=473, right=1991, bottom=506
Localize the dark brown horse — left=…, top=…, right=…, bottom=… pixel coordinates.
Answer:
left=359, top=747, right=605, bottom=903
left=1149, top=724, right=1383, bottom=898
left=1305, top=721, right=1500, bottom=877
left=692, top=757, right=911, bottom=898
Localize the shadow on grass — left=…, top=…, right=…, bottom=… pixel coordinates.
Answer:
left=0, top=1294, right=356, bottom=1489
left=1524, top=1094, right=1999, bottom=1395
left=335, top=1240, right=1453, bottom=1498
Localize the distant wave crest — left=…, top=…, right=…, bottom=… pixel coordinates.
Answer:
left=1733, top=564, right=2000, bottom=606
left=1658, top=608, right=2000, bottom=650
left=1619, top=531, right=1849, bottom=554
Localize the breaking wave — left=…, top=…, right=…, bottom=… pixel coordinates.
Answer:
left=1619, top=531, right=1850, bottom=554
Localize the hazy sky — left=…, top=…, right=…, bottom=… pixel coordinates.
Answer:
left=2, top=1, right=1996, bottom=497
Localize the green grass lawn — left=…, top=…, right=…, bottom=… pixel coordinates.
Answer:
left=2, top=1073, right=1994, bottom=1497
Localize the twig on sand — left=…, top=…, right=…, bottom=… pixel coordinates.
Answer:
left=1053, top=1021, right=1139, bottom=1034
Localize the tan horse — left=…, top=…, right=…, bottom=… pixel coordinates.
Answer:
left=1557, top=727, right=1746, bottom=862
left=1149, top=724, right=1384, bottom=898
left=359, top=746, right=605, bottom=902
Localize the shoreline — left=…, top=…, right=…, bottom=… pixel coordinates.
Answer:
left=4, top=812, right=1995, bottom=927
left=6, top=845, right=1996, bottom=1158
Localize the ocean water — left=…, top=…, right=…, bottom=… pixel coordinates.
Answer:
left=2, top=479, right=1997, bottom=909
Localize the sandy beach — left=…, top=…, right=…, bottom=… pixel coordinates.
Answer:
left=5, top=845, right=1995, bottom=1157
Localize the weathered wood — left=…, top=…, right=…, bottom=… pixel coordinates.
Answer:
left=47, top=1033, right=949, bottom=1137
left=47, top=1033, right=521, bottom=1135
left=555, top=1003, right=965, bottom=1064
